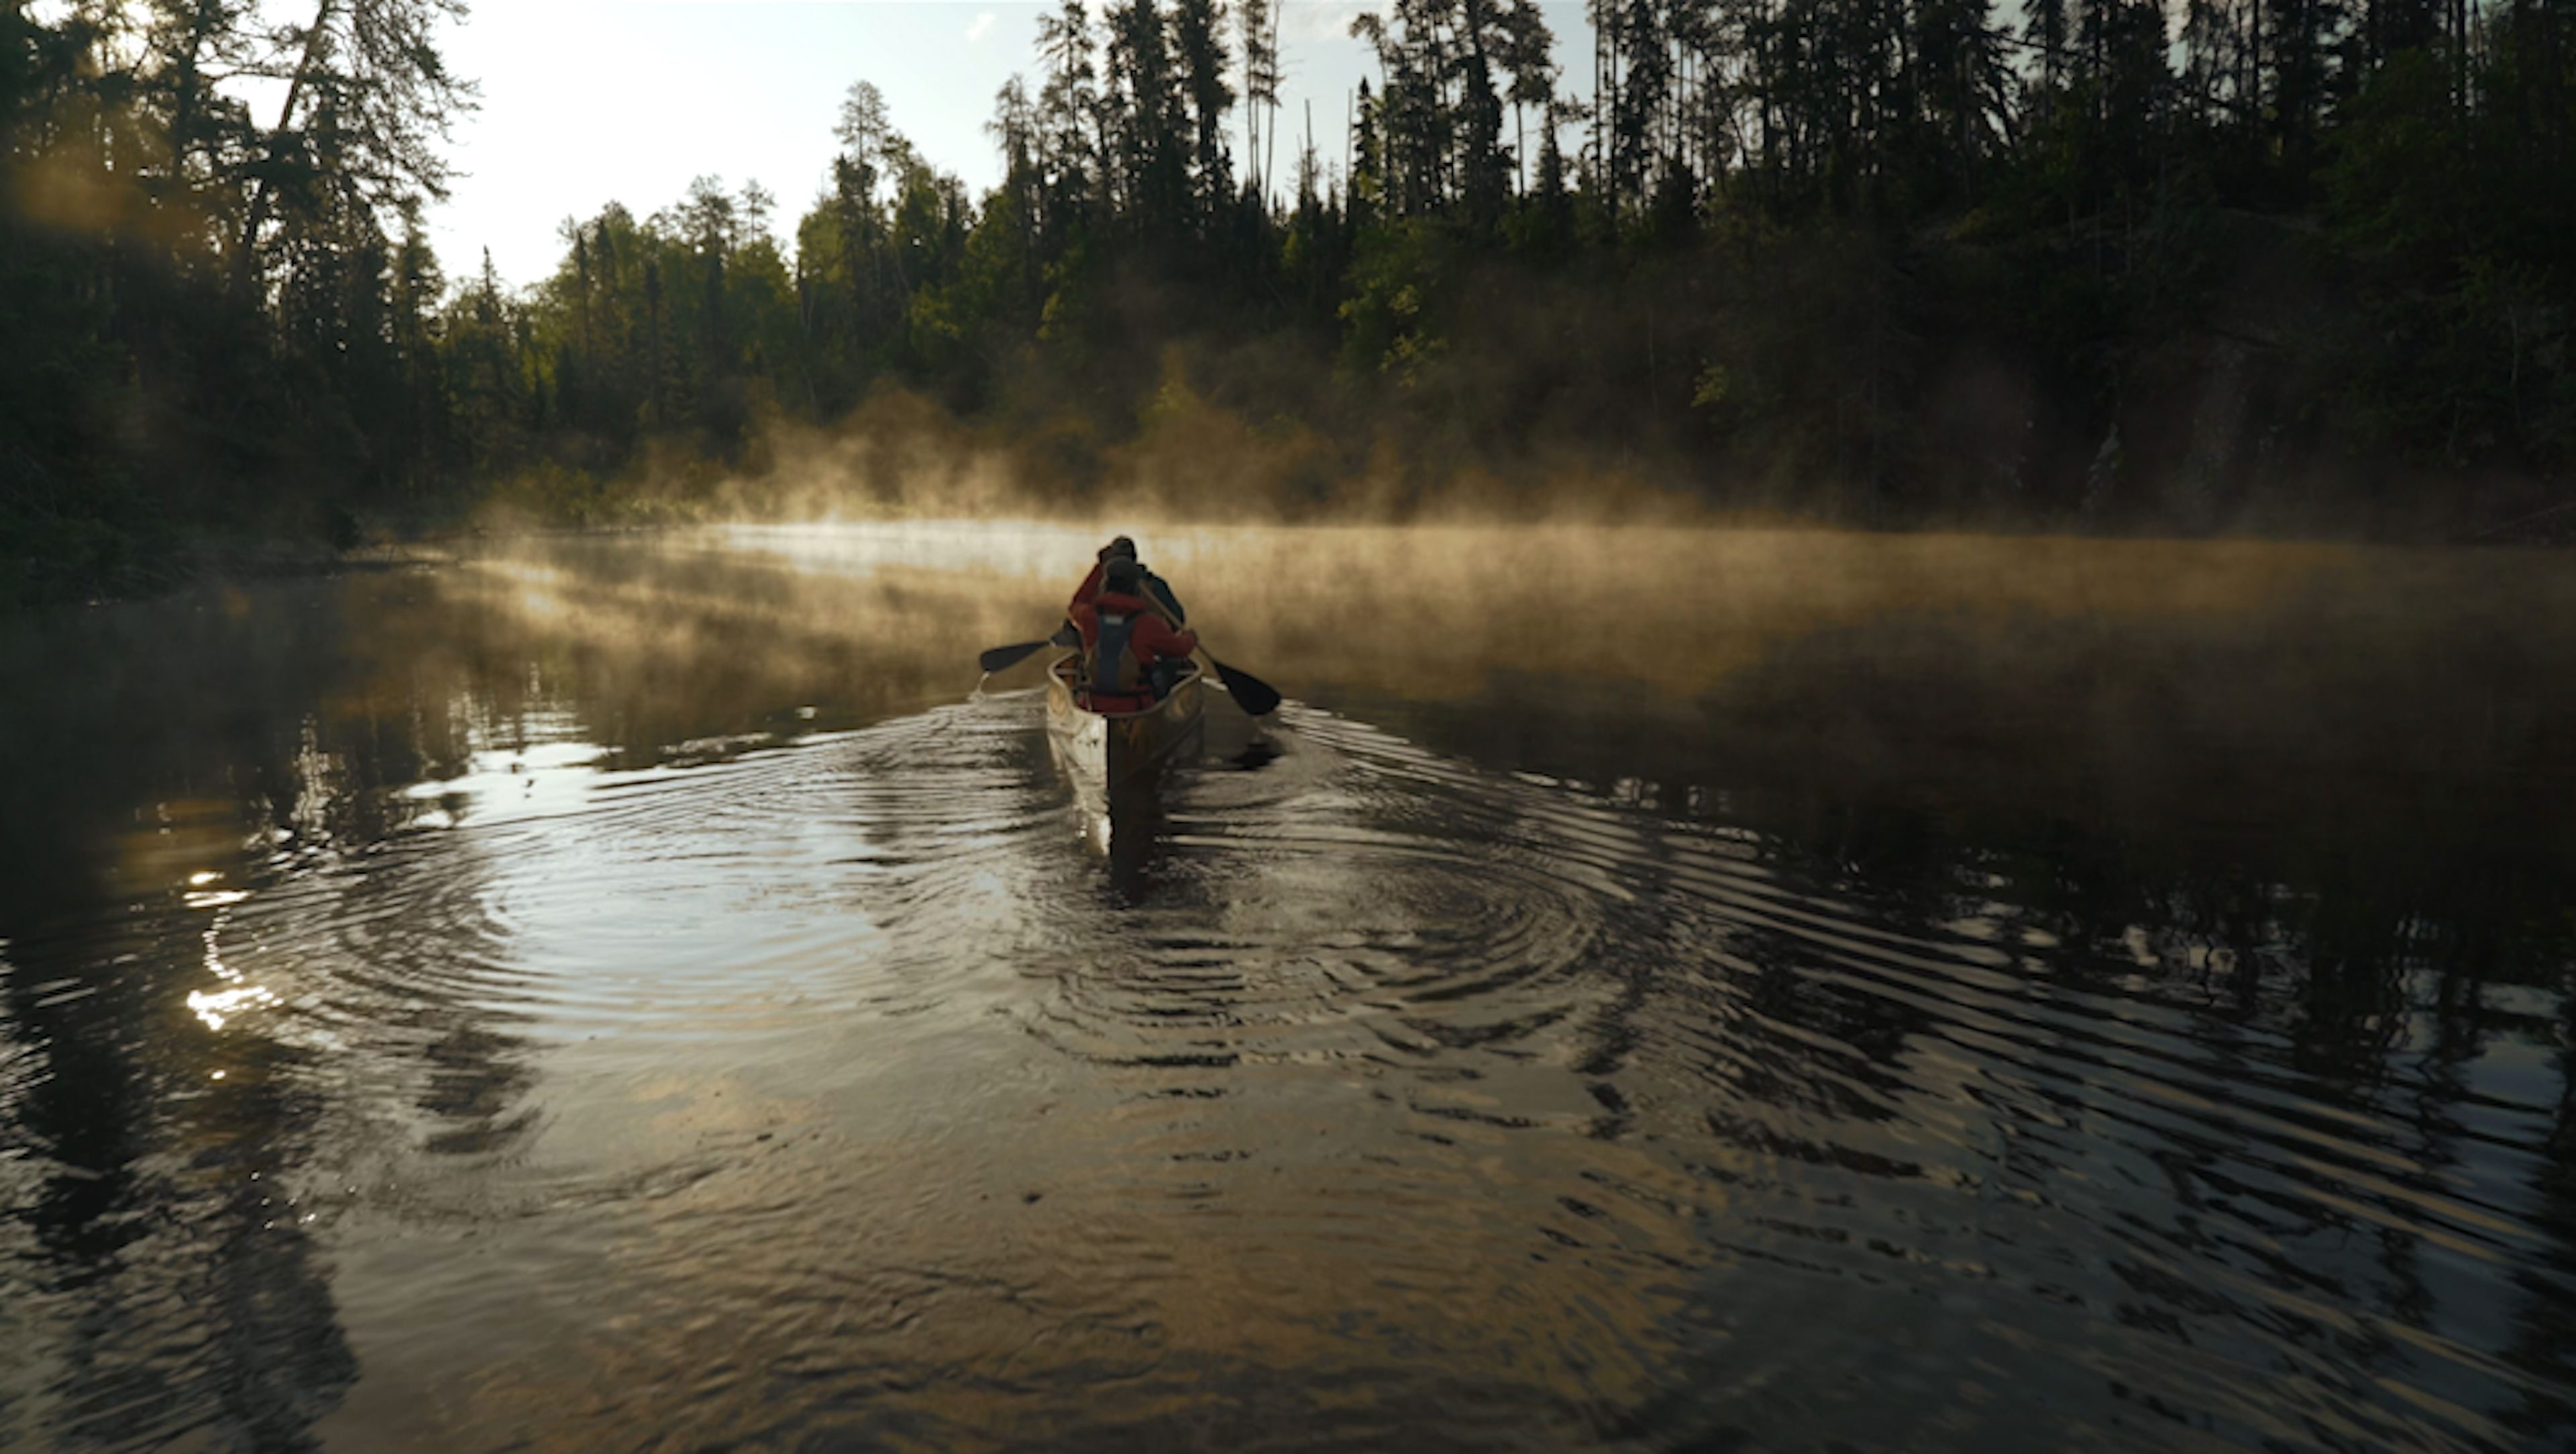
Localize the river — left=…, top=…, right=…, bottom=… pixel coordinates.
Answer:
left=3, top=522, right=2573, bottom=1451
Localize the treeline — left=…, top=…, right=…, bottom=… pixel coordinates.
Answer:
left=6, top=1, right=2575, bottom=607
left=3, top=0, right=473, bottom=605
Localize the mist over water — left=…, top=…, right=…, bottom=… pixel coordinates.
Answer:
left=4, top=523, right=2574, bottom=1451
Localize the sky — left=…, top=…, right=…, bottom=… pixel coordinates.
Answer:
left=428, top=0, right=1517, bottom=290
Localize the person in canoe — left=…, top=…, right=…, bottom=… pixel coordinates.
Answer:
left=1069, top=535, right=1185, bottom=627
left=1069, top=555, right=1199, bottom=712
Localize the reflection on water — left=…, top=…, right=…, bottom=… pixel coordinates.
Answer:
left=2, top=525, right=2575, bottom=1451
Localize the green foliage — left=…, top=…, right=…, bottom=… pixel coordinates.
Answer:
left=2322, top=38, right=2576, bottom=470
left=2321, top=50, right=2472, bottom=265
left=1, top=0, right=478, bottom=600
left=1336, top=219, right=1452, bottom=384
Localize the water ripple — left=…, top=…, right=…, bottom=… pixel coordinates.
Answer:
left=11, top=682, right=2573, bottom=1452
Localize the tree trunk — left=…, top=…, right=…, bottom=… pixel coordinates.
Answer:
left=233, top=0, right=340, bottom=295
left=165, top=0, right=225, bottom=191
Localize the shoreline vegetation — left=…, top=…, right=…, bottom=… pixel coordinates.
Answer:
left=6, top=1, right=2574, bottom=612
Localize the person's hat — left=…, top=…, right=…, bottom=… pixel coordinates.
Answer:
left=1102, top=555, right=1144, bottom=592
left=1097, top=535, right=1138, bottom=563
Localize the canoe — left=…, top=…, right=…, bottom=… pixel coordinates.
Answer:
left=1044, top=653, right=1208, bottom=797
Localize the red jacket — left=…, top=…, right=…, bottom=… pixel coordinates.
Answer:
left=1069, top=591, right=1198, bottom=710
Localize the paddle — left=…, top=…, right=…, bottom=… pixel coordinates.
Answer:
left=977, top=639, right=1056, bottom=674
left=982, top=629, right=1279, bottom=715
left=1199, top=653, right=1282, bottom=717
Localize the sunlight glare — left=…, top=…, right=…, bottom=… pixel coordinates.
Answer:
left=189, top=914, right=277, bottom=1031
left=189, top=982, right=279, bottom=1033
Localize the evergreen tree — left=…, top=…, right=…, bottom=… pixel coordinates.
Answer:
left=1170, top=0, right=1235, bottom=229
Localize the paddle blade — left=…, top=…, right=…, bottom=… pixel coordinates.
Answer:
left=1208, top=657, right=1282, bottom=716
left=978, top=640, right=1053, bottom=674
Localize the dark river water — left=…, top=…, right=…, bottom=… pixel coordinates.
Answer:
left=5, top=523, right=2575, bottom=1452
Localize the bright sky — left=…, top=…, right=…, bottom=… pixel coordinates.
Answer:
left=433, top=1, right=1587, bottom=290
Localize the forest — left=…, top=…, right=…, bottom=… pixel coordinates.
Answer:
left=3, top=0, right=2572, bottom=607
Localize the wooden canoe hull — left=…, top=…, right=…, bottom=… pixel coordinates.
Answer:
left=1044, top=654, right=1208, bottom=796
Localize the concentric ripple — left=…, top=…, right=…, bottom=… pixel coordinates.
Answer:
left=983, top=699, right=2576, bottom=1453
left=1018, top=705, right=1640, bottom=1081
